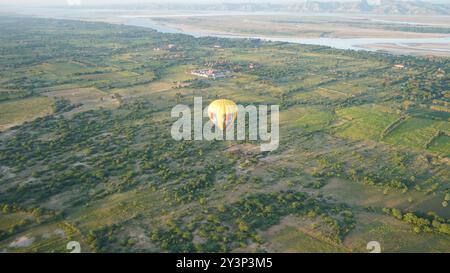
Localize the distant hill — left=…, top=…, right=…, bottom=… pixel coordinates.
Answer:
left=101, top=0, right=450, bottom=16
left=286, top=0, right=450, bottom=15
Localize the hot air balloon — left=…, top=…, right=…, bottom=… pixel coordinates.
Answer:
left=208, top=99, right=238, bottom=131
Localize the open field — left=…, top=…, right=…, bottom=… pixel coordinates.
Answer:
left=427, top=135, right=450, bottom=156
left=280, top=106, right=335, bottom=132
left=335, top=105, right=399, bottom=141
left=0, top=97, right=54, bottom=131
left=384, top=118, right=450, bottom=151
left=343, top=212, right=450, bottom=253
left=44, top=87, right=120, bottom=116
left=260, top=216, right=349, bottom=253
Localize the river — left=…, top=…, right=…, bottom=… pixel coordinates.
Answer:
left=9, top=7, right=450, bottom=53
left=121, top=16, right=450, bottom=52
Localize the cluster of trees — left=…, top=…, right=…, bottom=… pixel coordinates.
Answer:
left=250, top=63, right=308, bottom=84
left=53, top=99, right=79, bottom=114
left=0, top=89, right=238, bottom=215
left=0, top=90, right=31, bottom=102
left=313, top=151, right=431, bottom=194
left=0, top=218, right=33, bottom=241
left=150, top=191, right=355, bottom=252
left=0, top=202, right=56, bottom=241
left=183, top=79, right=211, bottom=89
left=305, top=153, right=413, bottom=192
left=1, top=202, right=52, bottom=219
left=384, top=26, right=450, bottom=34
left=0, top=108, right=136, bottom=204
left=383, top=208, right=450, bottom=235
left=87, top=224, right=120, bottom=252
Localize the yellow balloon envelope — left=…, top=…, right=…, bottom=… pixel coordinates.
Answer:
left=208, top=99, right=238, bottom=131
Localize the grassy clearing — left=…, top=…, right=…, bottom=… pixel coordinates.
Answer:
left=0, top=212, right=35, bottom=231
left=427, top=135, right=450, bottom=156
left=44, top=87, right=110, bottom=104
left=0, top=222, right=90, bottom=253
left=335, top=105, right=399, bottom=141
left=67, top=188, right=163, bottom=230
left=313, top=87, right=348, bottom=99
left=321, top=178, right=449, bottom=218
left=291, top=90, right=322, bottom=102
left=408, top=107, right=450, bottom=122
left=384, top=118, right=450, bottom=151
left=264, top=226, right=348, bottom=253
left=280, top=106, right=334, bottom=132
left=344, top=212, right=450, bottom=253
left=114, top=65, right=196, bottom=98
left=44, top=87, right=119, bottom=115
left=0, top=96, right=54, bottom=131
left=27, top=62, right=87, bottom=78
left=322, top=81, right=368, bottom=95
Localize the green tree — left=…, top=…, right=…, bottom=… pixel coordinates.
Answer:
left=2, top=204, right=11, bottom=214
left=238, top=221, right=249, bottom=233
left=391, top=208, right=402, bottom=220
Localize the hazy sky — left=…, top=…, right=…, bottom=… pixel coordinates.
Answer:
left=2, top=0, right=448, bottom=6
